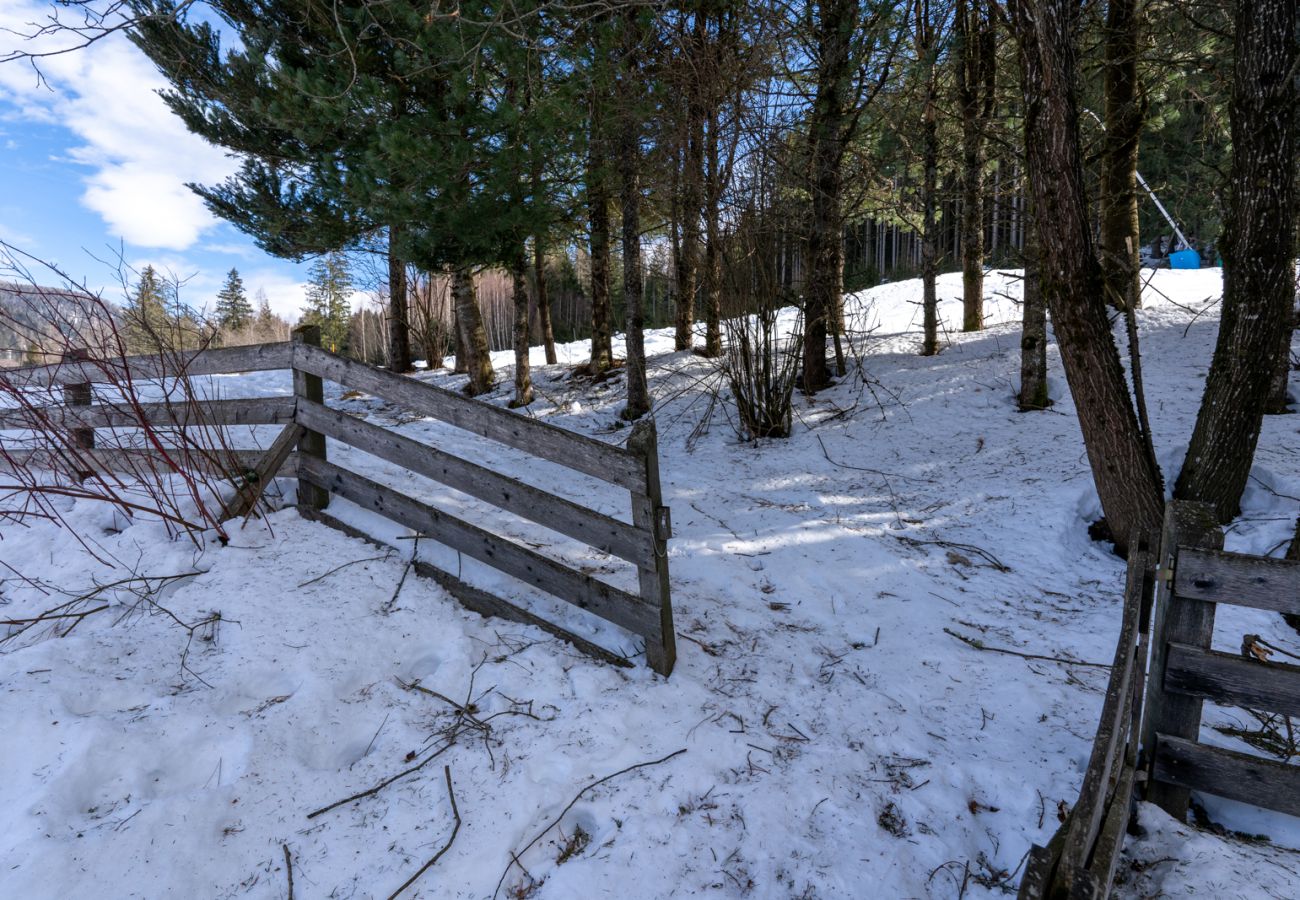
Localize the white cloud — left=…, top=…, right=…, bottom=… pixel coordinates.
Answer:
left=0, top=3, right=233, bottom=250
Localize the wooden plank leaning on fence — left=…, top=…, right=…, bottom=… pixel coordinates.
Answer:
left=1018, top=534, right=1154, bottom=900
left=219, top=423, right=305, bottom=522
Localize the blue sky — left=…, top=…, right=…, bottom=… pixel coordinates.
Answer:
left=0, top=2, right=323, bottom=321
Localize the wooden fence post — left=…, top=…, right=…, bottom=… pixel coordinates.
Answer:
left=61, top=347, right=94, bottom=480
left=628, top=418, right=676, bottom=676
left=1142, top=500, right=1222, bottom=817
left=292, top=326, right=329, bottom=511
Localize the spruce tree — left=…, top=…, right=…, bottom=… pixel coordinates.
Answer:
left=215, top=267, right=253, bottom=331
left=124, top=265, right=172, bottom=353
left=302, top=252, right=353, bottom=353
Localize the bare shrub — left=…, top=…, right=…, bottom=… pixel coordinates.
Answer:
left=0, top=246, right=274, bottom=547
left=411, top=269, right=454, bottom=369
left=718, top=210, right=802, bottom=440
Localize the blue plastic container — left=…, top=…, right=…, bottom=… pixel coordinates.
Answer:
left=1169, top=248, right=1201, bottom=270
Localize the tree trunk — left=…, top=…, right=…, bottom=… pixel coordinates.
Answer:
left=803, top=0, right=854, bottom=393
left=453, top=265, right=494, bottom=395
left=1009, top=0, right=1165, bottom=551
left=1099, top=0, right=1143, bottom=312
left=510, top=249, right=534, bottom=407
left=1265, top=293, right=1296, bottom=413
left=618, top=9, right=651, bottom=420
left=1019, top=207, right=1049, bottom=410
left=701, top=105, right=723, bottom=358
left=588, top=111, right=614, bottom=374
left=676, top=55, right=704, bottom=353
left=1175, top=0, right=1298, bottom=521
left=920, top=48, right=940, bottom=357
left=452, top=299, right=468, bottom=374
left=387, top=225, right=413, bottom=372
left=533, top=237, right=557, bottom=366
left=956, top=0, right=995, bottom=332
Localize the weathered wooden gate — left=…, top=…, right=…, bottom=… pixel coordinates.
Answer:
left=0, top=328, right=677, bottom=675
left=1020, top=501, right=1300, bottom=899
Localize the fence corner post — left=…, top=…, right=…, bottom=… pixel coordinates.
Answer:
left=628, top=417, right=676, bottom=676
left=291, top=325, right=329, bottom=512
left=61, top=347, right=94, bottom=480
left=1142, top=499, right=1221, bottom=817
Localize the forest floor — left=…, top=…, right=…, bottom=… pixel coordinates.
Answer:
left=3, top=268, right=1300, bottom=899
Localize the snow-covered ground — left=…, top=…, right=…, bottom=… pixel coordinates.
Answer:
left=3, top=269, right=1299, bottom=899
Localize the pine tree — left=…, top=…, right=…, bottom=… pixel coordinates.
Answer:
left=215, top=267, right=253, bottom=331
left=302, top=252, right=353, bottom=353
left=124, top=265, right=172, bottom=353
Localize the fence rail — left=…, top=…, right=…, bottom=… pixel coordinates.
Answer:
left=3, top=341, right=294, bottom=388
left=0, top=396, right=296, bottom=430
left=0, top=328, right=677, bottom=675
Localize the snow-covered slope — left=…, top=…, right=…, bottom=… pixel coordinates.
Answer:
left=2, top=268, right=1298, bottom=899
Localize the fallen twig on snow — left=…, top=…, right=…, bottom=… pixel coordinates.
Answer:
left=895, top=536, right=1011, bottom=572
left=493, top=748, right=688, bottom=899
left=1, top=602, right=108, bottom=629
left=306, top=740, right=455, bottom=820
left=296, top=554, right=391, bottom=589
left=283, top=843, right=294, bottom=900
left=386, top=766, right=460, bottom=900
left=943, top=628, right=1109, bottom=669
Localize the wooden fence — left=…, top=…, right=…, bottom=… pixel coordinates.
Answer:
left=0, top=327, right=676, bottom=675
left=1020, top=501, right=1300, bottom=899
left=1144, top=503, right=1300, bottom=818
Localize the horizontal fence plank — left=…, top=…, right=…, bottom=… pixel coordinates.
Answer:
left=0, top=396, right=296, bottom=430
left=2, top=341, right=294, bottom=387
left=1153, top=733, right=1300, bottom=817
left=293, top=343, right=646, bottom=492
left=297, top=456, right=659, bottom=638
left=295, top=400, right=653, bottom=567
left=299, top=507, right=633, bottom=669
left=1174, top=547, right=1300, bottom=616
left=1165, top=643, right=1300, bottom=720
left=0, top=447, right=295, bottom=479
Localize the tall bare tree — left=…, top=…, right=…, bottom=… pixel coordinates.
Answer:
left=955, top=0, right=996, bottom=331
left=1008, top=0, right=1164, bottom=550
left=1174, top=0, right=1299, bottom=521
left=1098, top=0, right=1145, bottom=312
left=915, top=0, right=947, bottom=357
left=618, top=6, right=652, bottom=419
left=1018, top=203, right=1049, bottom=409
left=801, top=0, right=898, bottom=391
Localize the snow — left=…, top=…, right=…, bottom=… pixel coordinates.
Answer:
left=3, top=267, right=1299, bottom=898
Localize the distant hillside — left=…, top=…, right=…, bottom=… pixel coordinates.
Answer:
left=0, top=282, right=116, bottom=367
